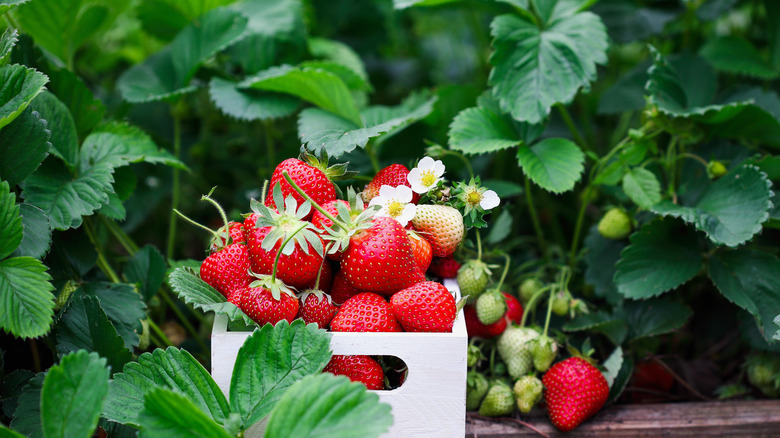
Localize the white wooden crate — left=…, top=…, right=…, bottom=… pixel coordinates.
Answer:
left=211, top=278, right=467, bottom=438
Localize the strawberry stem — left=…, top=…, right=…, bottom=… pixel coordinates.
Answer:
left=494, top=253, right=511, bottom=291
left=313, top=242, right=333, bottom=290
left=173, top=209, right=219, bottom=239
left=519, top=284, right=553, bottom=328
left=201, top=189, right=231, bottom=245
left=281, top=171, right=348, bottom=231
left=476, top=229, right=483, bottom=261
left=271, top=222, right=309, bottom=283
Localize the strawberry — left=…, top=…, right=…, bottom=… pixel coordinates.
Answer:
left=513, top=375, right=543, bottom=414
left=341, top=216, right=425, bottom=295
left=330, top=292, right=402, bottom=332
left=551, top=289, right=570, bottom=316
left=707, top=160, right=727, bottom=179
left=630, top=359, right=675, bottom=402
left=329, top=269, right=360, bottom=305
left=209, top=221, right=246, bottom=253
left=597, top=208, right=632, bottom=240
left=311, top=200, right=350, bottom=239
left=323, top=355, right=384, bottom=390
left=407, top=230, right=433, bottom=273
left=428, top=256, right=460, bottom=278
left=543, top=357, right=609, bottom=432
left=466, top=371, right=489, bottom=411
left=518, top=277, right=543, bottom=304
left=363, top=164, right=420, bottom=204
left=264, top=157, right=336, bottom=219
left=55, top=280, right=79, bottom=311
left=475, top=290, right=507, bottom=325
left=529, top=334, right=558, bottom=372
left=503, top=292, right=524, bottom=325
left=200, top=242, right=251, bottom=300
left=464, top=304, right=506, bottom=338
left=746, top=354, right=780, bottom=398
left=497, top=326, right=539, bottom=379
left=390, top=281, right=456, bottom=332
left=410, top=205, right=464, bottom=257
left=478, top=382, right=515, bottom=417
left=240, top=285, right=300, bottom=326
left=457, top=260, right=490, bottom=301
left=297, top=290, right=338, bottom=329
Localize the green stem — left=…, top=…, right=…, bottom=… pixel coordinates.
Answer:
left=100, top=216, right=139, bottom=256
left=314, top=242, right=334, bottom=290
left=556, top=104, right=590, bottom=152
left=666, top=136, right=679, bottom=199
left=271, top=222, right=309, bottom=283
left=201, top=191, right=231, bottom=243
left=567, top=185, right=592, bottom=271
left=365, top=141, right=381, bottom=173
left=445, top=150, right=475, bottom=179
left=475, top=230, right=483, bottom=261
left=173, top=209, right=219, bottom=238
left=84, top=220, right=120, bottom=283
left=159, top=289, right=210, bottom=354
left=542, top=278, right=557, bottom=337
left=282, top=171, right=348, bottom=231
left=524, top=175, right=547, bottom=258
left=520, top=285, right=553, bottom=328
left=166, top=114, right=182, bottom=260
left=4, top=13, right=19, bottom=30
left=678, top=152, right=709, bottom=168
left=495, top=254, right=511, bottom=292
left=148, top=320, right=174, bottom=347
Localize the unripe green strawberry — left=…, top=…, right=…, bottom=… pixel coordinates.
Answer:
left=497, top=326, right=539, bottom=379
left=493, top=361, right=507, bottom=377
left=707, top=160, right=727, bottom=179
left=55, top=280, right=78, bottom=311
left=529, top=335, right=558, bottom=372
left=513, top=375, right=543, bottom=414
left=478, top=382, right=515, bottom=417
left=457, top=260, right=490, bottom=301
left=551, top=290, right=569, bottom=317
left=475, top=290, right=506, bottom=325
left=597, top=208, right=632, bottom=240
left=746, top=354, right=780, bottom=398
left=466, top=371, right=489, bottom=410
left=518, top=278, right=543, bottom=304
left=137, top=319, right=150, bottom=351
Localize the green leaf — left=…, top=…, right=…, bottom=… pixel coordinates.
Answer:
left=486, top=209, right=513, bottom=245
left=231, top=0, right=305, bottom=37
left=0, top=28, right=18, bottom=66
left=80, top=122, right=186, bottom=172
left=299, top=60, right=371, bottom=92
left=168, top=267, right=254, bottom=325
left=125, top=246, right=166, bottom=301
left=651, top=164, right=772, bottom=247
left=117, top=7, right=248, bottom=103
left=98, top=192, right=126, bottom=221
left=209, top=77, right=300, bottom=121
left=308, top=37, right=369, bottom=82
left=15, top=0, right=109, bottom=65
left=614, top=219, right=702, bottom=299
left=563, top=311, right=628, bottom=345
left=707, top=89, right=780, bottom=150
left=0, top=64, right=48, bottom=130
left=709, top=248, right=780, bottom=343
left=622, top=167, right=661, bottom=209
left=483, top=179, right=523, bottom=198
left=54, top=293, right=133, bottom=372
left=137, top=0, right=234, bottom=41
left=774, top=315, right=780, bottom=342
left=0, top=106, right=50, bottom=187
left=0, top=425, right=26, bottom=438
left=103, top=347, right=231, bottom=426
left=606, top=356, right=633, bottom=405
left=0, top=180, right=22, bottom=260
left=699, top=36, right=777, bottom=79
left=10, top=373, right=44, bottom=438
left=230, top=320, right=332, bottom=428
left=242, top=65, right=361, bottom=125
left=602, top=347, right=623, bottom=388
left=597, top=62, right=649, bottom=114
left=0, top=0, right=30, bottom=16
left=41, top=351, right=109, bottom=438
left=583, top=225, right=625, bottom=305
left=0, top=256, right=54, bottom=338
left=393, top=0, right=459, bottom=8
left=767, top=0, right=780, bottom=70
left=488, top=11, right=607, bottom=124
left=298, top=95, right=436, bottom=158
left=624, top=296, right=693, bottom=341
left=264, top=373, right=392, bottom=438
left=516, top=138, right=584, bottom=193
left=448, top=106, right=521, bottom=155
left=594, top=1, right=677, bottom=44
left=30, top=91, right=79, bottom=168
left=22, top=158, right=114, bottom=230
left=80, top=282, right=146, bottom=350
left=45, top=68, right=106, bottom=139
left=138, top=389, right=232, bottom=438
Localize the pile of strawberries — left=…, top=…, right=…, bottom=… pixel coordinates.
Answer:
left=194, top=154, right=474, bottom=389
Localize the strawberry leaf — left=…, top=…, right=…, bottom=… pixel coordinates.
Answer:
left=136, top=0, right=234, bottom=41
left=601, top=346, right=624, bottom=388
left=651, top=164, right=773, bottom=247
left=29, top=91, right=78, bottom=169
left=624, top=296, right=693, bottom=341
left=517, top=138, right=585, bottom=193
left=583, top=225, right=626, bottom=305
left=45, top=67, right=106, bottom=139
left=309, top=37, right=369, bottom=83
left=10, top=204, right=51, bottom=260
left=137, top=389, right=234, bottom=438
left=80, top=122, right=186, bottom=172
left=168, top=267, right=254, bottom=326
left=264, top=374, right=392, bottom=438
left=229, top=319, right=332, bottom=429
left=78, top=282, right=146, bottom=350
left=0, top=256, right=54, bottom=339
left=0, top=425, right=25, bottom=437
left=614, top=218, right=702, bottom=299
left=10, top=373, right=44, bottom=437
left=622, top=167, right=662, bottom=209
left=103, top=348, right=231, bottom=427
left=448, top=106, right=521, bottom=155
left=709, top=248, right=780, bottom=343
left=209, top=77, right=300, bottom=121
left=0, top=107, right=51, bottom=188
left=563, top=311, right=628, bottom=345
left=0, top=28, right=18, bottom=65
left=125, top=246, right=167, bottom=301
left=0, top=64, right=48, bottom=130
left=699, top=35, right=777, bottom=79
left=41, top=351, right=109, bottom=438
left=606, top=355, right=633, bottom=405
left=0, top=0, right=30, bottom=16
left=0, top=180, right=23, bottom=260
left=488, top=8, right=608, bottom=124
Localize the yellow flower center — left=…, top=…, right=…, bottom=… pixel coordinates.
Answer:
left=421, top=170, right=437, bottom=187
left=387, top=200, right=404, bottom=217
left=467, top=190, right=482, bottom=206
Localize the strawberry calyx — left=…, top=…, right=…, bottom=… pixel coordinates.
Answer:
left=298, top=289, right=333, bottom=306
left=249, top=272, right=296, bottom=301
left=174, top=188, right=238, bottom=253
left=300, top=150, right=358, bottom=182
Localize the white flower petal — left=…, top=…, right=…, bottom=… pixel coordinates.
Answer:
left=432, top=160, right=445, bottom=177
left=368, top=197, right=384, bottom=208
left=480, top=190, right=500, bottom=210
left=393, top=185, right=413, bottom=203
left=396, top=204, right=417, bottom=226
left=378, top=184, right=396, bottom=199
left=417, top=156, right=435, bottom=171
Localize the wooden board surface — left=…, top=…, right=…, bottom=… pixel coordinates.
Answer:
left=465, top=400, right=780, bottom=437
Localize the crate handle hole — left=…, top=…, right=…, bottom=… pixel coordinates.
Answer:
left=323, top=355, right=407, bottom=391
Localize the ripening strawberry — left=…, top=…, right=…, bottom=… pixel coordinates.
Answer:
left=241, top=286, right=300, bottom=326
left=411, top=205, right=464, bottom=257
left=297, top=290, right=338, bottom=329
left=407, top=230, right=433, bottom=273
left=341, top=216, right=425, bottom=295
left=475, top=290, right=507, bottom=325
left=497, top=326, right=539, bottom=379
left=503, top=292, right=524, bottom=324
left=200, top=242, right=251, bottom=300
left=323, top=355, right=384, bottom=390
left=478, top=383, right=515, bottom=417
left=363, top=164, right=420, bottom=204
left=543, top=357, right=609, bottom=432
left=513, top=376, right=543, bottom=414
left=464, top=304, right=506, bottom=338
left=390, top=281, right=456, bottom=332
left=457, top=260, right=490, bottom=300
left=428, top=256, right=460, bottom=278
left=330, top=292, right=402, bottom=332
left=264, top=157, right=337, bottom=219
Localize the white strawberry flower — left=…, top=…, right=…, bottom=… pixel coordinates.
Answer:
left=368, top=185, right=417, bottom=227
left=473, top=187, right=500, bottom=210
left=407, top=156, right=445, bottom=194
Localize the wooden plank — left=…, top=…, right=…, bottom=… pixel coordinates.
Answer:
left=465, top=400, right=780, bottom=437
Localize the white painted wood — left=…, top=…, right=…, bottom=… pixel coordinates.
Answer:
left=211, top=279, right=467, bottom=438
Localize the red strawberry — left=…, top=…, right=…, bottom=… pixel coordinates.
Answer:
left=428, top=256, right=461, bottom=278
left=200, top=243, right=251, bottom=300
left=323, top=355, right=384, bottom=390
left=209, top=221, right=246, bottom=253
left=503, top=292, right=524, bottom=325
left=342, top=216, right=425, bottom=295
left=407, top=230, right=433, bottom=273
left=302, top=259, right=333, bottom=294
left=363, top=164, right=420, bottom=204
left=411, top=205, right=464, bottom=257
left=329, top=269, right=360, bottom=305
left=464, top=304, right=506, bottom=338
left=330, top=292, right=402, bottom=332
left=311, top=200, right=350, bottom=233
left=630, top=359, right=674, bottom=403
left=297, top=290, right=338, bottom=329
left=241, top=286, right=300, bottom=326
left=390, top=281, right=456, bottom=332
left=264, top=158, right=336, bottom=219
left=543, top=357, right=609, bottom=432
